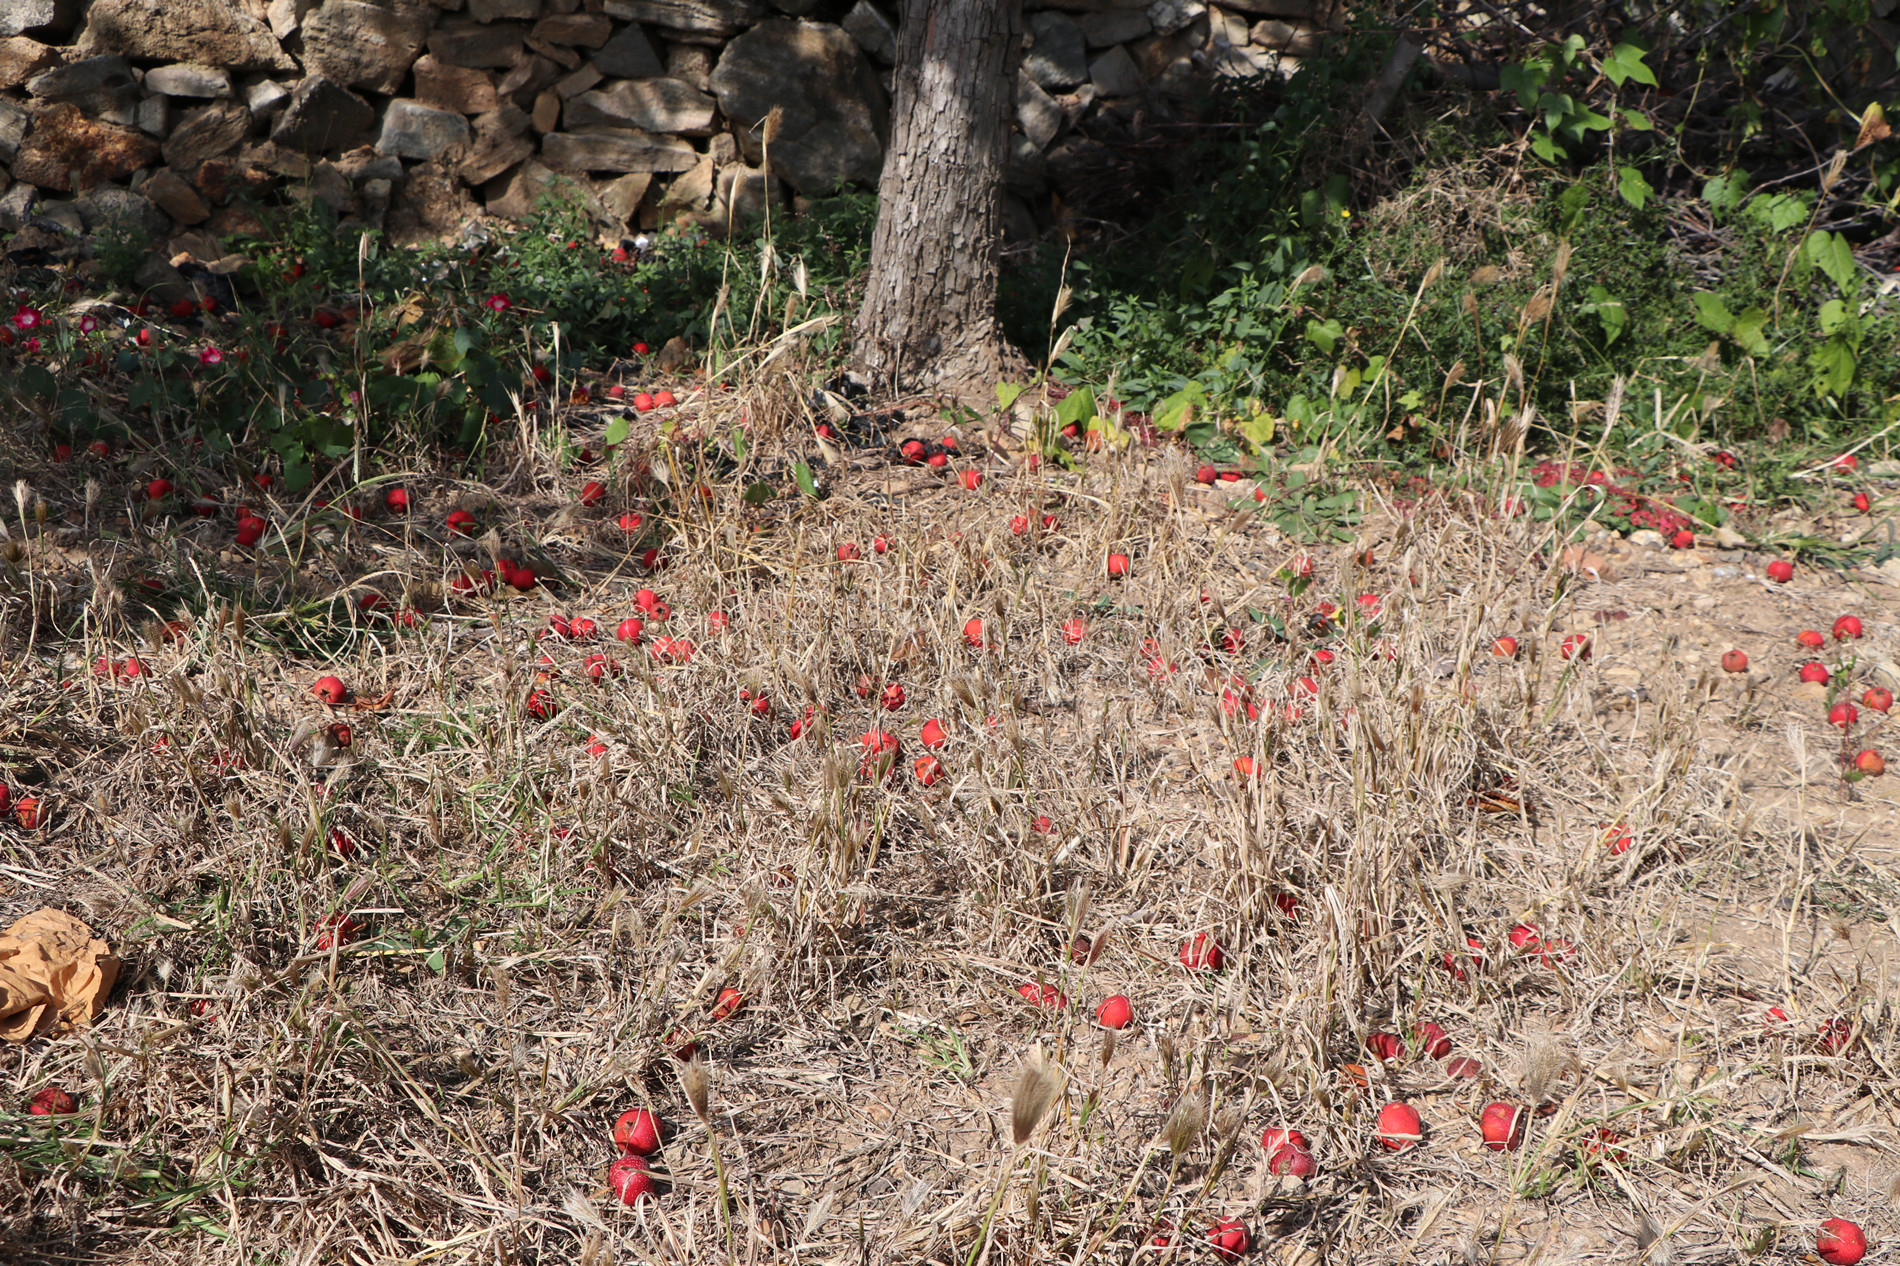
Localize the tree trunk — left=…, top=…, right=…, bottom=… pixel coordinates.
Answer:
left=851, top=0, right=1023, bottom=398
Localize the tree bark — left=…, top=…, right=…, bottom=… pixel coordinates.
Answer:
left=850, top=0, right=1023, bottom=398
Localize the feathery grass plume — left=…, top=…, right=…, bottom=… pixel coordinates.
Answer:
left=1523, top=1036, right=1578, bottom=1106
left=1294, top=264, right=1329, bottom=287
left=1163, top=1089, right=1205, bottom=1156
left=1470, top=264, right=1505, bottom=286
left=1420, top=258, right=1446, bottom=291
left=1551, top=240, right=1572, bottom=290
left=762, top=104, right=784, bottom=148
left=1011, top=1042, right=1065, bottom=1145
left=681, top=1055, right=711, bottom=1121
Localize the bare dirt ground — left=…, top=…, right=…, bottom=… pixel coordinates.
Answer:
left=1, top=409, right=1896, bottom=1266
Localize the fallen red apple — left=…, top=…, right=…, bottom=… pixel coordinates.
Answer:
left=615, top=617, right=644, bottom=644
left=1799, top=661, right=1831, bottom=685
left=654, top=389, right=676, bottom=407
left=1232, top=756, right=1257, bottom=777
left=632, top=392, right=655, bottom=411
left=1366, top=1032, right=1403, bottom=1061
left=613, top=1108, right=665, bottom=1156
left=313, top=675, right=348, bottom=704
left=570, top=617, right=598, bottom=640
left=1414, top=1021, right=1452, bottom=1059
left=1017, top=981, right=1067, bottom=1010
left=314, top=912, right=362, bottom=950
left=1855, top=749, right=1885, bottom=776
left=1818, top=1217, right=1868, bottom=1265
left=28, top=1086, right=75, bottom=1115
left=1180, top=932, right=1225, bottom=972
left=1207, top=1218, right=1249, bottom=1260
left=1262, top=1127, right=1309, bottom=1154
left=525, top=689, right=555, bottom=720
left=146, top=477, right=173, bottom=501
left=837, top=542, right=861, bottom=561
left=1864, top=687, right=1893, bottom=712
left=1766, top=559, right=1794, bottom=583
left=1833, top=615, right=1864, bottom=641
left=958, top=469, right=983, bottom=490
left=15, top=797, right=42, bottom=829
left=1061, top=618, right=1087, bottom=645
left=1492, top=636, right=1519, bottom=659
left=1479, top=1102, right=1524, bottom=1151
left=617, top=511, right=642, bottom=532
left=1559, top=633, right=1591, bottom=661
left=1268, top=1144, right=1316, bottom=1177
left=880, top=682, right=906, bottom=710
left=1445, top=1056, right=1482, bottom=1078
left=1096, top=995, right=1133, bottom=1029
left=1195, top=464, right=1217, bottom=485
left=608, top=1154, right=655, bottom=1204
left=1853, top=491, right=1871, bottom=513
left=859, top=729, right=901, bottom=779
left=1797, top=629, right=1825, bottom=649
left=385, top=487, right=409, bottom=512
left=920, top=718, right=946, bottom=748
left=1721, top=649, right=1748, bottom=673
left=913, top=755, right=943, bottom=786
left=1107, top=552, right=1131, bottom=578
left=711, top=987, right=745, bottom=1021
left=1377, top=1101, right=1422, bottom=1150
left=580, top=480, right=606, bottom=506
left=963, top=617, right=985, bottom=647
left=1670, top=529, right=1695, bottom=549
left=1829, top=702, right=1858, bottom=729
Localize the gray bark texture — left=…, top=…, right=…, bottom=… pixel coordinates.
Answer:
left=850, top=0, right=1023, bottom=397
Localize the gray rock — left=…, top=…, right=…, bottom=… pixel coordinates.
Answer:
left=335, top=150, right=405, bottom=183
left=531, top=12, right=610, bottom=45
left=0, top=0, right=78, bottom=39
left=841, top=0, right=894, bottom=63
left=0, top=181, right=38, bottom=229
left=666, top=43, right=713, bottom=89
left=303, top=0, right=432, bottom=93
left=458, top=104, right=534, bottom=183
left=0, top=97, right=28, bottom=162
left=1145, top=0, right=1204, bottom=35
left=270, top=76, right=375, bottom=153
left=27, top=55, right=139, bottom=117
left=77, top=185, right=167, bottom=238
left=485, top=158, right=615, bottom=226
left=1045, top=134, right=1108, bottom=187
left=1025, top=12, right=1088, bottom=90
left=567, top=78, right=716, bottom=135
left=603, top=0, right=763, bottom=42
left=145, top=63, right=235, bottom=98
left=298, top=159, right=352, bottom=213
left=1016, top=71, right=1062, bottom=149
left=469, top=0, right=538, bottom=17
left=599, top=170, right=651, bottom=222
left=136, top=94, right=170, bottom=138
left=1088, top=44, right=1142, bottom=95
left=0, top=35, right=55, bottom=89
left=497, top=53, right=558, bottom=96
left=361, top=176, right=391, bottom=227
left=377, top=98, right=473, bottom=160
left=1248, top=18, right=1317, bottom=53
left=554, top=62, right=603, bottom=98
left=1214, top=0, right=1317, bottom=14
left=592, top=23, right=664, bottom=77
left=541, top=126, right=698, bottom=172
left=140, top=169, right=210, bottom=224
left=79, top=0, right=294, bottom=72
left=710, top=19, right=886, bottom=194
left=36, top=199, right=82, bottom=233
left=429, top=19, right=527, bottom=68
left=265, top=0, right=318, bottom=39
left=160, top=99, right=251, bottom=169
left=1077, top=10, right=1150, bottom=45
left=415, top=53, right=501, bottom=113
left=245, top=78, right=292, bottom=120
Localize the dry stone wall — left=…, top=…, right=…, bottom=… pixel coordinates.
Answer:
left=0, top=0, right=1328, bottom=258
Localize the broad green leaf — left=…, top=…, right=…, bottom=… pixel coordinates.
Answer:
left=793, top=459, right=816, bottom=497
left=1238, top=411, right=1276, bottom=450
left=1810, top=337, right=1857, bottom=396
left=603, top=414, right=630, bottom=447
left=1617, top=165, right=1653, bottom=210
left=1763, top=192, right=1810, bottom=233
left=1603, top=43, right=1657, bottom=87
left=995, top=381, right=1024, bottom=410
left=1584, top=284, right=1627, bottom=345
left=1153, top=383, right=1202, bottom=431
left=1729, top=306, right=1770, bottom=356
left=1054, top=385, right=1096, bottom=430
left=1620, top=107, right=1653, bottom=131
left=1691, top=292, right=1734, bottom=334
left=742, top=482, right=774, bottom=505
left=1703, top=169, right=1749, bottom=211
left=1817, top=297, right=1849, bottom=336
left=1305, top=317, right=1343, bottom=356
left=1805, top=230, right=1857, bottom=294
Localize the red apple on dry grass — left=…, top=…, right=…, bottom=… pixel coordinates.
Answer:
left=608, top=1154, right=655, bottom=1204
left=1479, top=1102, right=1525, bottom=1150
left=1377, top=1102, right=1421, bottom=1150
left=1721, top=649, right=1748, bottom=673
left=1179, top=932, right=1225, bottom=972
left=1818, top=1218, right=1868, bottom=1265
left=1766, top=559, right=1794, bottom=583
left=613, top=1109, right=664, bottom=1156
left=1096, top=995, right=1132, bottom=1029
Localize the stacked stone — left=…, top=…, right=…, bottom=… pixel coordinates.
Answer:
left=0, top=0, right=1327, bottom=255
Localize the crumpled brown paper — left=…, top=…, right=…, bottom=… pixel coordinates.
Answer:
left=0, top=908, right=119, bottom=1041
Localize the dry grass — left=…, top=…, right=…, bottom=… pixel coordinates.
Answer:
left=1, top=353, right=1897, bottom=1266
